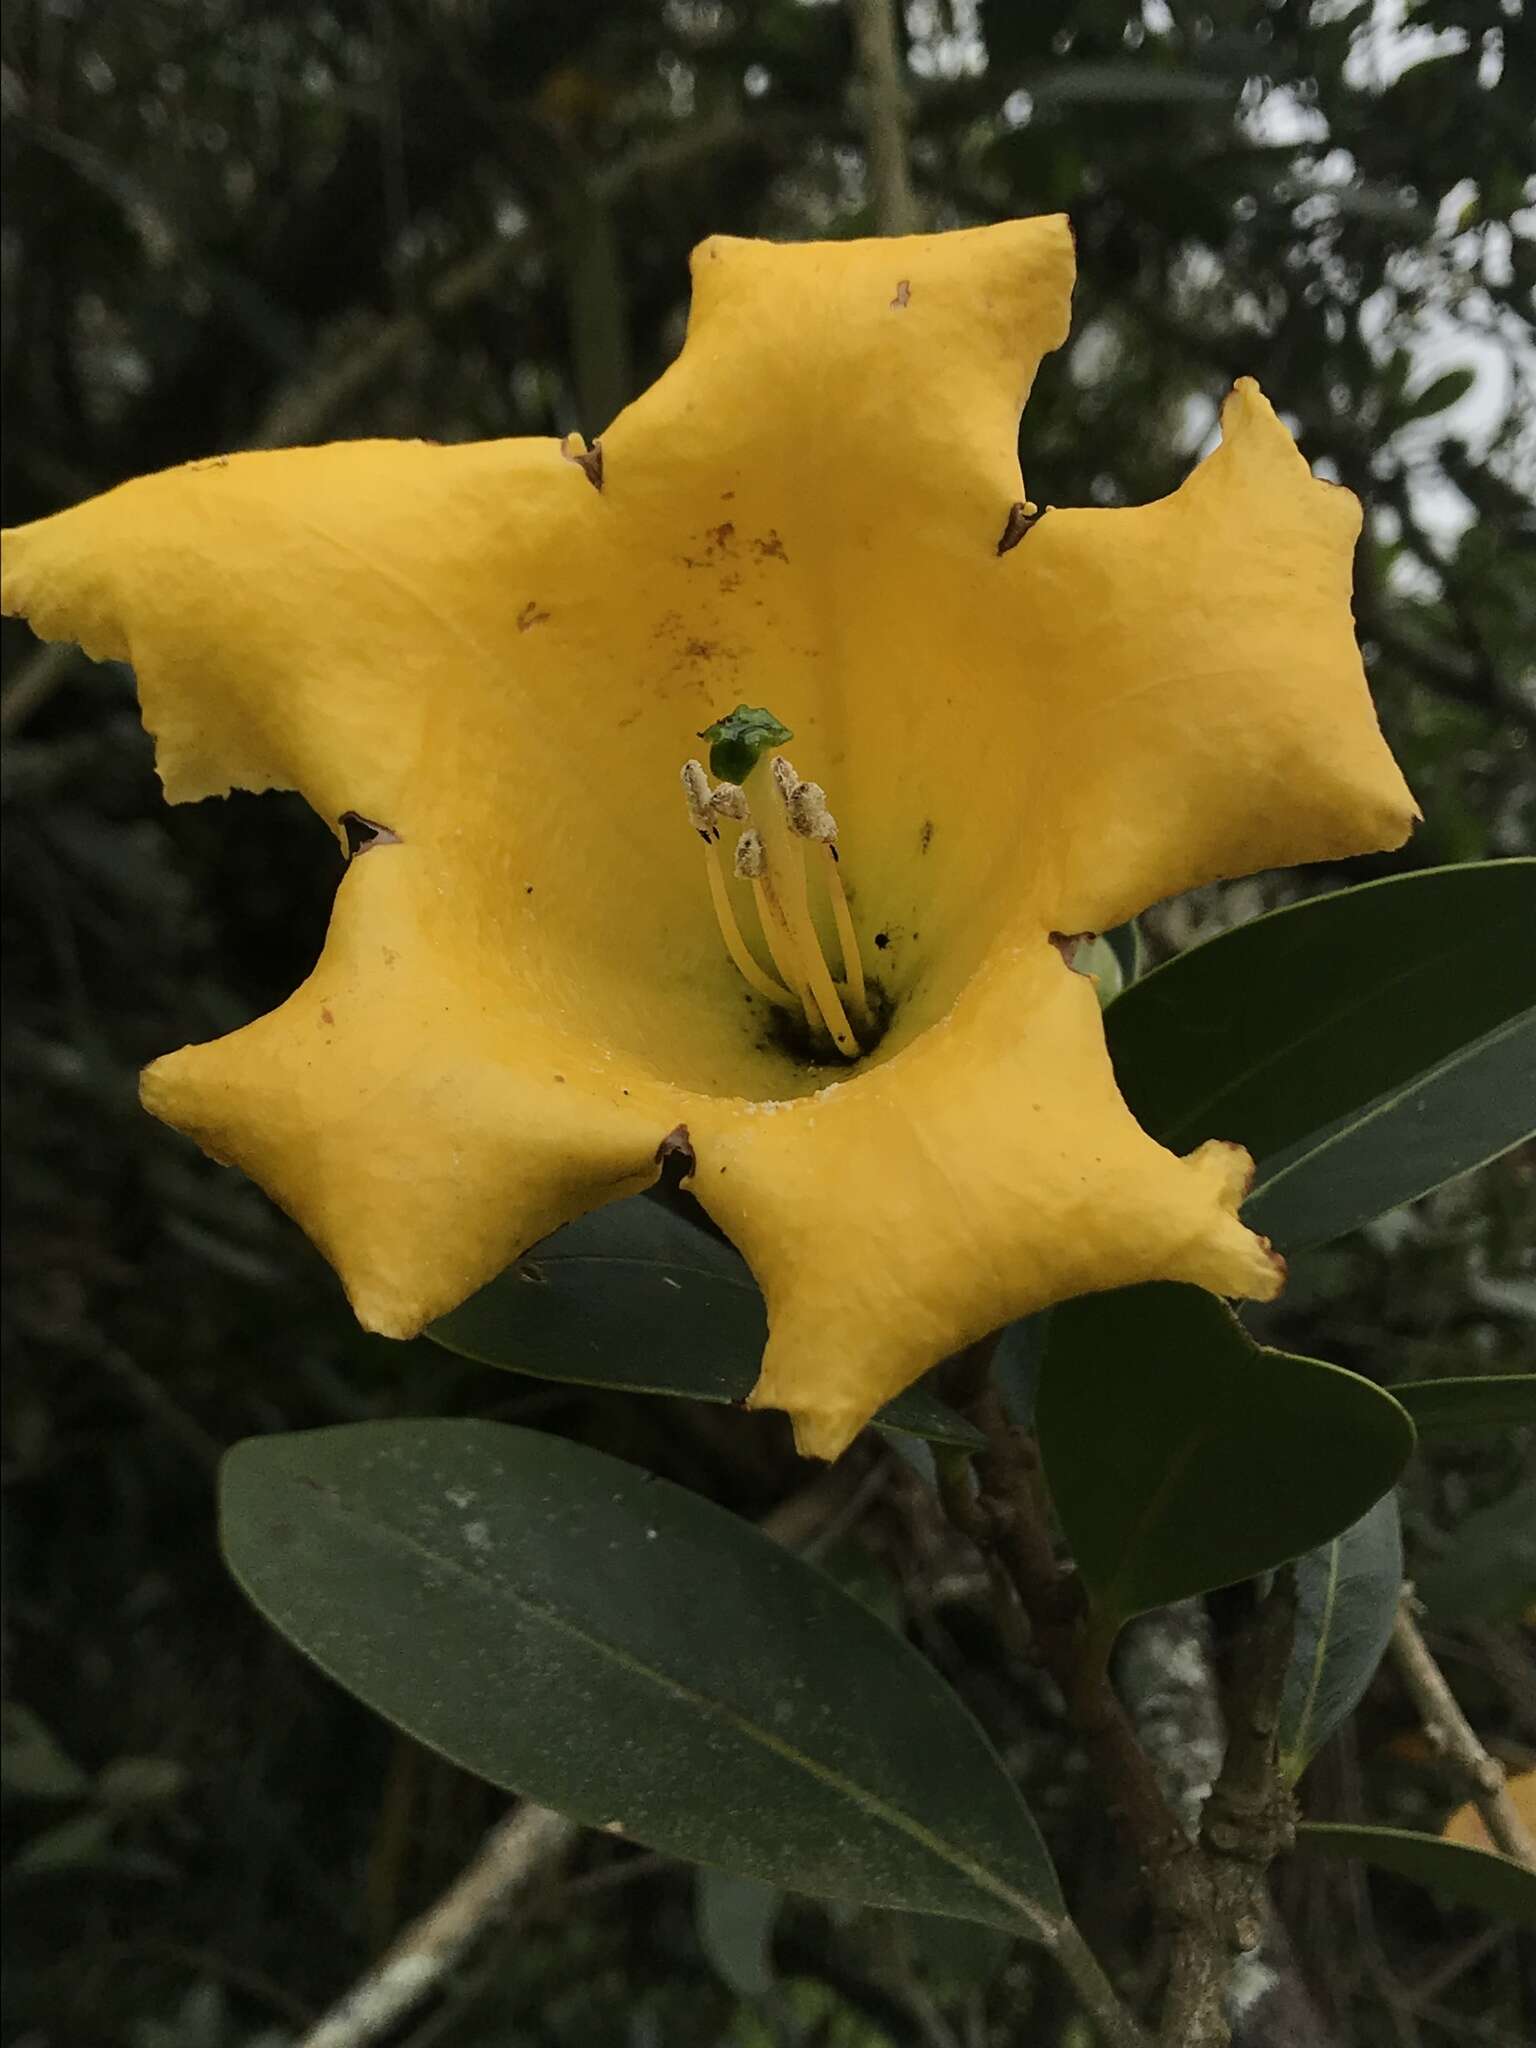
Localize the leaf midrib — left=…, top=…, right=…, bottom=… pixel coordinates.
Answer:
left=1284, top=1535, right=1342, bottom=1779
left=256, top=1471, right=1062, bottom=1938
left=1247, top=1007, right=1536, bottom=1223
left=1152, top=921, right=1516, bottom=1151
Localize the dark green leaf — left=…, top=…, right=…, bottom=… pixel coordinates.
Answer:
left=1295, top=1823, right=1536, bottom=1928
left=1402, top=367, right=1477, bottom=421
left=429, top=1199, right=982, bottom=1451
left=1038, top=1286, right=1414, bottom=1628
left=221, top=1421, right=1063, bottom=1934
left=892, top=1911, right=1011, bottom=1994
left=1243, top=1008, right=1536, bottom=1253
left=1416, top=1486, right=1536, bottom=1624
left=1105, top=863, right=1536, bottom=1245
left=1030, top=63, right=1235, bottom=106
left=695, top=1869, right=780, bottom=1999
left=1395, top=1376, right=1536, bottom=1437
left=1279, top=1494, right=1403, bottom=1783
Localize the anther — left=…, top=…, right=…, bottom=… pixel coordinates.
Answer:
left=709, top=781, right=750, bottom=823
left=681, top=760, right=716, bottom=840
left=787, top=780, right=838, bottom=843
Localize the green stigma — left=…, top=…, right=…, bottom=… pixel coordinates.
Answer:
left=698, top=704, right=794, bottom=785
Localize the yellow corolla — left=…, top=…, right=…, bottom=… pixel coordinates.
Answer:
left=1, top=218, right=1416, bottom=1458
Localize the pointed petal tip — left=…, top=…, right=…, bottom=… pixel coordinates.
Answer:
left=746, top=1377, right=862, bottom=1464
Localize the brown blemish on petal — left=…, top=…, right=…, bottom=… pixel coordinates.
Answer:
left=919, top=819, right=933, bottom=853
left=708, top=521, right=736, bottom=551
left=654, top=1125, right=698, bottom=1198
left=997, top=502, right=1047, bottom=555
left=561, top=436, right=604, bottom=491
left=752, top=531, right=788, bottom=562
left=517, top=600, right=550, bottom=631
left=891, top=279, right=911, bottom=309
left=339, top=811, right=401, bottom=858
left=319, top=1006, right=334, bottom=1027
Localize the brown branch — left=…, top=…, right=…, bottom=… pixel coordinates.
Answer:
left=1160, top=1572, right=1299, bottom=2045
left=848, top=0, right=920, bottom=234
left=943, top=1373, right=1303, bottom=2048
left=300, top=1803, right=577, bottom=2048
left=1390, top=1591, right=1536, bottom=1868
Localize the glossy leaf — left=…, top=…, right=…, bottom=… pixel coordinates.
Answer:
left=1279, top=1493, right=1403, bottom=1783
left=1416, top=1486, right=1536, bottom=1624
left=1038, top=1285, right=1414, bottom=1628
left=1296, top=1822, right=1536, bottom=1929
left=1244, top=1009, right=1536, bottom=1252
left=696, top=1869, right=780, bottom=1999
left=1105, top=861, right=1536, bottom=1246
left=1396, top=1376, right=1536, bottom=1438
left=221, top=1421, right=1063, bottom=1935
left=429, top=1197, right=982, bottom=1451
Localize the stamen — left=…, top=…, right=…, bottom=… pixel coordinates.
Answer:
left=707, top=860, right=798, bottom=1009
left=679, top=716, right=874, bottom=1061
left=681, top=760, right=717, bottom=840
left=709, top=781, right=750, bottom=823
left=765, top=757, right=861, bottom=1058
left=681, top=765, right=797, bottom=1009
left=738, top=830, right=821, bottom=1034
left=782, top=779, right=869, bottom=1018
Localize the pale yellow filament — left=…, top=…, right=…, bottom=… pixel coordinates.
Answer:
left=702, top=848, right=797, bottom=1008
left=759, top=763, right=860, bottom=1058
left=818, top=844, right=869, bottom=1021
left=750, top=874, right=822, bottom=1038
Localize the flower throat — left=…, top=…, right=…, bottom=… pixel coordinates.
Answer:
left=682, top=706, right=872, bottom=1061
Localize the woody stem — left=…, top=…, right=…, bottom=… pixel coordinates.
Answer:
left=938, top=1350, right=1298, bottom=2047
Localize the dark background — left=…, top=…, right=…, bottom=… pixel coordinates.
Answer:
left=1, top=3, right=1532, bottom=2043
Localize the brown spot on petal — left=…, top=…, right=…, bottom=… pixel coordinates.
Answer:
left=562, top=437, right=604, bottom=490
left=340, top=812, right=401, bottom=859
left=517, top=600, right=550, bottom=631
left=752, top=531, right=788, bottom=562
left=997, top=502, right=1047, bottom=555
left=655, top=1124, right=695, bottom=1174
left=891, top=279, right=911, bottom=309
left=319, top=1006, right=334, bottom=1027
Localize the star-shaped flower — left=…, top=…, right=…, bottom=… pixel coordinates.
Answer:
left=1, top=217, right=1416, bottom=1458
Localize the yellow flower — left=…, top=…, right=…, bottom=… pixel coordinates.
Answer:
left=0, top=218, right=1416, bottom=1459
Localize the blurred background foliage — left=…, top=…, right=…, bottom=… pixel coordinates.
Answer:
left=1, top=1, right=1532, bottom=2043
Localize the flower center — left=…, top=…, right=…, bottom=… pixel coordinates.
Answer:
left=682, top=707, right=872, bottom=1062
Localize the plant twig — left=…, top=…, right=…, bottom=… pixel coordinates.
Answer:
left=1390, top=1591, right=1536, bottom=1868
left=849, top=0, right=920, bottom=234
left=1046, top=1922, right=1154, bottom=2048
left=300, top=1802, right=576, bottom=2048
left=1161, top=1572, right=1299, bottom=2046
left=943, top=1370, right=1304, bottom=2047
